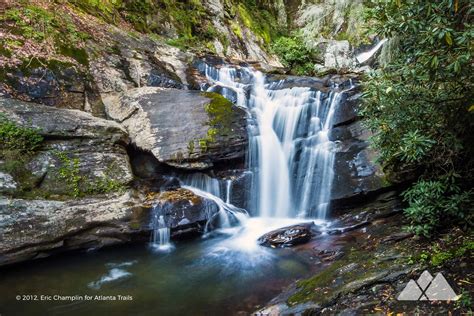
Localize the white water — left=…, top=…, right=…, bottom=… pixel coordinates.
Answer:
left=151, top=212, right=173, bottom=252
left=180, top=173, right=222, bottom=199
left=182, top=185, right=247, bottom=230
left=356, top=38, right=388, bottom=64
left=88, top=268, right=132, bottom=289
left=202, top=64, right=346, bottom=219
left=225, top=180, right=232, bottom=204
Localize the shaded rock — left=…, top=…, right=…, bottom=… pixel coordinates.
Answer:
left=0, top=97, right=133, bottom=197
left=0, top=61, right=93, bottom=112
left=330, top=120, right=389, bottom=209
left=317, top=249, right=345, bottom=262
left=153, top=188, right=219, bottom=239
left=0, top=172, right=17, bottom=194
left=258, top=222, right=318, bottom=248
left=89, top=36, right=188, bottom=93
left=0, top=191, right=150, bottom=266
left=226, top=170, right=252, bottom=211
left=332, top=92, right=362, bottom=127
left=104, top=87, right=248, bottom=170
left=381, top=232, right=414, bottom=244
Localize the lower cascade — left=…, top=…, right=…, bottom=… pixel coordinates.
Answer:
left=151, top=210, right=172, bottom=251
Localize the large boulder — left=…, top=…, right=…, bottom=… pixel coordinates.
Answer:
left=0, top=192, right=150, bottom=266
left=0, top=97, right=133, bottom=197
left=151, top=188, right=220, bottom=238
left=104, top=87, right=248, bottom=170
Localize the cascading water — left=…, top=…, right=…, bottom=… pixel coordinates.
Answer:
left=201, top=63, right=347, bottom=219
left=182, top=185, right=247, bottom=231
left=225, top=180, right=232, bottom=204
left=151, top=208, right=173, bottom=251
left=179, top=173, right=222, bottom=199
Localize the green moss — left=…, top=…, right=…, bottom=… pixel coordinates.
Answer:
left=58, top=46, right=89, bottom=66
left=68, top=0, right=122, bottom=24
left=236, top=2, right=277, bottom=45
left=230, top=21, right=243, bottom=40
left=287, top=247, right=393, bottom=306
left=193, top=92, right=235, bottom=153
left=430, top=239, right=474, bottom=266
left=202, top=92, right=234, bottom=130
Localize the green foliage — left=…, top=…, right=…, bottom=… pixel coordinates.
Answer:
left=272, top=36, right=318, bottom=75
left=406, top=237, right=473, bottom=266
left=54, top=151, right=124, bottom=198
left=236, top=3, right=277, bottom=45
left=56, top=151, right=82, bottom=197
left=68, top=0, right=122, bottom=24
left=402, top=177, right=472, bottom=237
left=0, top=114, right=43, bottom=155
left=362, top=0, right=474, bottom=236
left=2, top=4, right=89, bottom=64
left=457, top=289, right=473, bottom=310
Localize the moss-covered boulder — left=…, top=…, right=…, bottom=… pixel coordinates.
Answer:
left=104, top=87, right=248, bottom=170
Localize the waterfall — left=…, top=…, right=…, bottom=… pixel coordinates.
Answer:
left=151, top=209, right=173, bottom=251
left=225, top=180, right=232, bottom=204
left=356, top=38, right=388, bottom=64
left=202, top=64, right=347, bottom=219
left=182, top=186, right=247, bottom=231
left=180, top=173, right=222, bottom=199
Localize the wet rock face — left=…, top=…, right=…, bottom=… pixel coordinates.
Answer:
left=258, top=222, right=318, bottom=248
left=0, top=192, right=150, bottom=267
left=331, top=120, right=389, bottom=208
left=152, top=188, right=219, bottom=239
left=104, top=87, right=248, bottom=170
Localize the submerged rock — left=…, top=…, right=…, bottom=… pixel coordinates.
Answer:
left=153, top=188, right=220, bottom=239
left=104, top=87, right=248, bottom=170
left=258, top=222, right=318, bottom=248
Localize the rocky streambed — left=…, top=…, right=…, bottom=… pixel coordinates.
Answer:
left=0, top=50, right=444, bottom=315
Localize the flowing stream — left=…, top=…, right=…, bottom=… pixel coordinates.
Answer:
left=0, top=63, right=354, bottom=315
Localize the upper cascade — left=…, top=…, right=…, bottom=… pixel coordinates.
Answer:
left=200, top=64, right=354, bottom=219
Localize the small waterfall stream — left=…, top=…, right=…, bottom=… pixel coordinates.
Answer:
left=151, top=207, right=173, bottom=251
left=201, top=64, right=349, bottom=219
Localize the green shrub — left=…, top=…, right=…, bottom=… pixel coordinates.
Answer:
left=272, top=36, right=318, bottom=75
left=403, top=178, right=472, bottom=237
left=0, top=114, right=43, bottom=155
left=362, top=0, right=473, bottom=236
